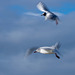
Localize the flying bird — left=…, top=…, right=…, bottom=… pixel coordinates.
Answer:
left=25, top=42, right=61, bottom=59
left=37, top=2, right=60, bottom=25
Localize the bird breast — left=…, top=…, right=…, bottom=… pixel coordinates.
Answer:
left=46, top=13, right=52, bottom=19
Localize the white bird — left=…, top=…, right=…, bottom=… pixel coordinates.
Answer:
left=25, top=42, right=61, bottom=59
left=37, top=2, right=60, bottom=25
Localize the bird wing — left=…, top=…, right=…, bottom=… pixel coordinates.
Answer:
left=37, top=2, right=51, bottom=13
left=55, top=42, right=61, bottom=50
left=25, top=47, right=38, bottom=57
left=51, top=42, right=61, bottom=50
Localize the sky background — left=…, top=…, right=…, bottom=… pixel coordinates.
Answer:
left=0, top=0, right=75, bottom=75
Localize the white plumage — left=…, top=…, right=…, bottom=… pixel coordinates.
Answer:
left=25, top=42, right=61, bottom=59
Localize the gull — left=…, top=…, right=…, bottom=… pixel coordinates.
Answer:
left=25, top=42, right=61, bottom=59
left=37, top=2, right=60, bottom=25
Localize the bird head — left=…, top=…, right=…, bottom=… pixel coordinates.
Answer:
left=34, top=51, right=37, bottom=53
left=34, top=48, right=40, bottom=53
left=41, top=12, right=46, bottom=16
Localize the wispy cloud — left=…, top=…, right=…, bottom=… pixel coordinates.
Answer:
left=24, top=12, right=64, bottom=17
left=24, top=12, right=41, bottom=17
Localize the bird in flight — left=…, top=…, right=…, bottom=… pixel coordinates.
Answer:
left=25, top=42, right=62, bottom=59
left=37, top=2, right=60, bottom=25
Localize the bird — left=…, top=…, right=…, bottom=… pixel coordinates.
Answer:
left=37, top=2, right=60, bottom=25
left=25, top=42, right=61, bottom=59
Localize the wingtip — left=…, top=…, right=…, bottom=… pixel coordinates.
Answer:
left=38, top=1, right=43, bottom=4
left=37, top=1, right=44, bottom=7
left=37, top=1, right=42, bottom=7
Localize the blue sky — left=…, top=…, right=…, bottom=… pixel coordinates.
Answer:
left=10, top=2, right=75, bottom=15
left=0, top=0, right=75, bottom=75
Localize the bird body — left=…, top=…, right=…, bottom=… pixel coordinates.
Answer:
left=45, top=13, right=51, bottom=20
left=37, top=46, right=55, bottom=54
left=34, top=42, right=61, bottom=59
left=25, top=42, right=61, bottom=59
left=35, top=46, right=59, bottom=54
left=38, top=48, right=54, bottom=54
left=34, top=43, right=61, bottom=59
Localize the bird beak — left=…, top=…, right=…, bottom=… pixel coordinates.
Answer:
left=34, top=51, right=37, bottom=53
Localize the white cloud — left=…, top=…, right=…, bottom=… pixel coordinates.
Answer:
left=0, top=0, right=75, bottom=74
left=24, top=12, right=64, bottom=17
left=24, top=12, right=41, bottom=17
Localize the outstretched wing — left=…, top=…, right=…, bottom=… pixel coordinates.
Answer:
left=25, top=47, right=38, bottom=57
left=52, top=42, right=61, bottom=50
left=55, top=42, right=61, bottom=50
left=51, top=42, right=61, bottom=50
left=37, top=2, right=51, bottom=13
